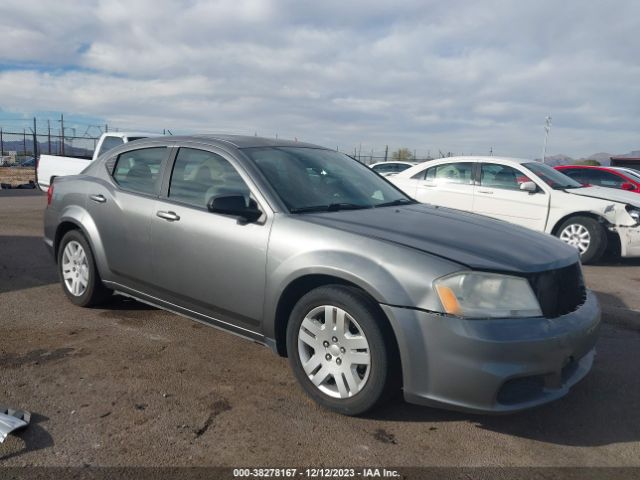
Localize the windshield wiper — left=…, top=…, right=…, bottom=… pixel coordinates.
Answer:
left=374, top=198, right=416, bottom=208
left=290, top=203, right=371, bottom=214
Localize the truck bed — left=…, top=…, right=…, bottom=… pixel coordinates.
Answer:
left=37, top=154, right=92, bottom=191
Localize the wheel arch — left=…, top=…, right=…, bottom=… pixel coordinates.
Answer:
left=551, top=211, right=612, bottom=236
left=54, top=207, right=110, bottom=279
left=54, top=220, right=83, bottom=260
left=272, top=274, right=401, bottom=371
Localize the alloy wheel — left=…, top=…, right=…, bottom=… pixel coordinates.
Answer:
left=61, top=240, right=90, bottom=296
left=559, top=224, right=591, bottom=254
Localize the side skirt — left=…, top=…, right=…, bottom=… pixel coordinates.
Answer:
left=103, top=280, right=270, bottom=348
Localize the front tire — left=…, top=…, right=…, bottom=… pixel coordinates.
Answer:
left=286, top=285, right=398, bottom=415
left=556, top=216, right=607, bottom=264
left=58, top=230, right=112, bottom=307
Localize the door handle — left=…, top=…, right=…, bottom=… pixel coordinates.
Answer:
left=89, top=194, right=106, bottom=203
left=477, top=189, right=493, bottom=194
left=156, top=211, right=180, bottom=222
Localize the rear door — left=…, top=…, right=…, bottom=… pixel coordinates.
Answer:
left=413, top=161, right=475, bottom=211
left=150, top=146, right=272, bottom=332
left=85, top=146, right=169, bottom=288
left=473, top=162, right=549, bottom=230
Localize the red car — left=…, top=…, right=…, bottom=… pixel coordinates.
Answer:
left=555, top=165, right=640, bottom=193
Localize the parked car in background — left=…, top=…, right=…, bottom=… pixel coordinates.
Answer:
left=36, top=132, right=159, bottom=192
left=613, top=167, right=640, bottom=183
left=45, top=136, right=599, bottom=415
left=369, top=161, right=418, bottom=176
left=555, top=165, right=640, bottom=194
left=20, top=157, right=35, bottom=167
left=391, top=157, right=640, bottom=263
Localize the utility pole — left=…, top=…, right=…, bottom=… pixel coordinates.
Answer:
left=542, top=115, right=552, bottom=163
left=384, top=145, right=388, bottom=162
left=105, top=124, right=109, bottom=133
left=489, top=146, right=493, bottom=156
left=47, top=120, right=51, bottom=154
left=32, top=117, right=38, bottom=161
left=23, top=128, right=26, bottom=158
left=60, top=113, right=65, bottom=156
left=0, top=128, right=3, bottom=157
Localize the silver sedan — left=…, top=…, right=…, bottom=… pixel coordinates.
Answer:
left=44, top=135, right=600, bottom=415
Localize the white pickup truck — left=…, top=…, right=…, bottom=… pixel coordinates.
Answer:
left=36, top=132, right=159, bottom=192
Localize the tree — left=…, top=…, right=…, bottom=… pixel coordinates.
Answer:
left=391, top=148, right=413, bottom=161
left=573, top=159, right=601, bottom=166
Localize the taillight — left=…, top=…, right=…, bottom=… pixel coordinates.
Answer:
left=47, top=183, right=54, bottom=206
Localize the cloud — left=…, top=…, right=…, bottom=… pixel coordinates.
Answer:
left=0, top=0, right=639, bottom=157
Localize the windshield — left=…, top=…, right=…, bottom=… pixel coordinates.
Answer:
left=524, top=162, right=583, bottom=189
left=243, top=147, right=413, bottom=212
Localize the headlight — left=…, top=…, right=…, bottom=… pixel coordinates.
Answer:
left=627, top=207, right=640, bottom=224
left=433, top=271, right=542, bottom=318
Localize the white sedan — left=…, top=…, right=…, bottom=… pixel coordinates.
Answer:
left=390, top=156, right=640, bottom=263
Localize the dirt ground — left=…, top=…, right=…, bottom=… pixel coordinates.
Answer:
left=0, top=167, right=36, bottom=186
left=1, top=191, right=639, bottom=473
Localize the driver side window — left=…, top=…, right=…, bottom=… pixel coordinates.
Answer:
left=480, top=163, right=532, bottom=191
left=168, top=148, right=252, bottom=209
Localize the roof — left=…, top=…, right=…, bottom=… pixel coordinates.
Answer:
left=161, top=134, right=324, bottom=149
left=369, top=161, right=418, bottom=166
left=556, top=165, right=611, bottom=169
left=106, top=131, right=162, bottom=138
left=418, top=155, right=534, bottom=165
left=610, top=157, right=640, bottom=161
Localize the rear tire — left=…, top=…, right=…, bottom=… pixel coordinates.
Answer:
left=57, top=230, right=112, bottom=307
left=286, top=285, right=399, bottom=416
left=556, top=216, right=607, bottom=264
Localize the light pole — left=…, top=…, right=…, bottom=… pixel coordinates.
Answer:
left=542, top=115, right=552, bottom=163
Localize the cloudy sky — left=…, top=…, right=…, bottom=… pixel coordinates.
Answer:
left=0, top=0, right=638, bottom=158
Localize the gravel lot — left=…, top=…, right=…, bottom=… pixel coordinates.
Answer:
left=1, top=190, right=639, bottom=468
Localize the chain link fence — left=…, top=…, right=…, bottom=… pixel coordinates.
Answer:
left=0, top=129, right=99, bottom=166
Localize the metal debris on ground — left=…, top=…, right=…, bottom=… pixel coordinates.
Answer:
left=0, top=406, right=31, bottom=443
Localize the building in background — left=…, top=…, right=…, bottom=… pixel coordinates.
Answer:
left=610, top=156, right=640, bottom=172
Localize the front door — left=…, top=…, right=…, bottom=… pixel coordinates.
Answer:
left=150, top=147, right=271, bottom=332
left=473, top=163, right=549, bottom=231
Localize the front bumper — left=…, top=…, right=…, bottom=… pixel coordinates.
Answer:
left=381, top=289, right=601, bottom=414
left=617, top=224, right=640, bottom=257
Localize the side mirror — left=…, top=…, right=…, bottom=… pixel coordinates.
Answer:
left=520, top=181, right=538, bottom=193
left=621, top=182, right=637, bottom=191
left=207, top=194, right=262, bottom=223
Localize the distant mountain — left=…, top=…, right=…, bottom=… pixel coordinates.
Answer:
left=540, top=154, right=575, bottom=166
left=538, top=149, right=640, bottom=166
left=0, top=138, right=92, bottom=158
left=586, top=152, right=613, bottom=164
left=614, top=150, right=640, bottom=158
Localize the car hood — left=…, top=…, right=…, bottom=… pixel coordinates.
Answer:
left=565, top=186, right=640, bottom=207
left=298, top=204, right=578, bottom=273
